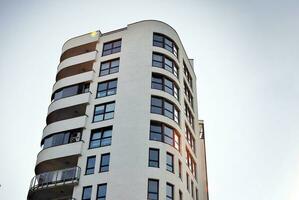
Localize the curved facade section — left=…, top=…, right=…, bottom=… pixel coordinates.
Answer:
left=28, top=20, right=208, bottom=200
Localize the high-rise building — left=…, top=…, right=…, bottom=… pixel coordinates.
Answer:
left=27, top=20, right=208, bottom=200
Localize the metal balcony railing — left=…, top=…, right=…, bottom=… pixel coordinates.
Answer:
left=29, top=166, right=80, bottom=191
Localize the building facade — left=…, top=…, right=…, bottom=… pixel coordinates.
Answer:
left=27, top=20, right=208, bottom=200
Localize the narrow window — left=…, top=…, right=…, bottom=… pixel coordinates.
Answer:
left=149, top=148, right=159, bottom=168
left=97, top=183, right=107, bottom=200
left=178, top=160, right=182, bottom=179
left=93, top=102, right=115, bottom=122
left=99, top=153, right=110, bottom=172
left=99, top=58, right=120, bottom=76
left=179, top=190, right=183, bottom=200
left=148, top=179, right=159, bottom=200
left=191, top=180, right=194, bottom=198
left=102, top=39, right=121, bottom=56
left=186, top=173, right=190, bottom=192
left=166, top=183, right=174, bottom=200
left=97, top=79, right=117, bottom=98
left=85, top=156, right=96, bottom=175
left=196, top=188, right=199, bottom=200
left=82, top=186, right=92, bottom=200
left=89, top=126, right=112, bottom=149
left=166, top=153, right=174, bottom=173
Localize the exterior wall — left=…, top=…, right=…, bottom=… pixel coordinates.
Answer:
left=29, top=20, right=208, bottom=200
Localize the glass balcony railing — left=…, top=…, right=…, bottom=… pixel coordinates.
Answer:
left=29, top=167, right=80, bottom=191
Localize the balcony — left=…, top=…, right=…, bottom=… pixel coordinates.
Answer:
left=35, top=141, right=83, bottom=174
left=60, top=41, right=97, bottom=62
left=46, top=103, right=87, bottom=125
left=56, top=60, right=94, bottom=81
left=28, top=167, right=80, bottom=200
left=43, top=116, right=87, bottom=140
left=62, top=32, right=99, bottom=53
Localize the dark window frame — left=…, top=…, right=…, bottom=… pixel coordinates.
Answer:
left=93, top=101, right=115, bottom=122
left=185, top=101, right=194, bottom=129
left=153, top=33, right=179, bottom=58
left=96, top=79, right=118, bottom=98
left=166, top=152, right=174, bottom=173
left=96, top=183, right=107, bottom=200
left=149, top=148, right=160, bottom=168
left=99, top=58, right=120, bottom=77
left=82, top=185, right=92, bottom=200
left=85, top=156, right=96, bottom=175
left=99, top=153, right=110, bottom=173
left=148, top=179, right=159, bottom=200
left=102, top=39, right=121, bottom=56
left=166, top=182, right=174, bottom=200
left=89, top=126, right=112, bottom=149
left=42, top=129, right=82, bottom=149
left=183, top=61, right=193, bottom=89
left=152, top=52, right=178, bottom=78
left=52, top=82, right=90, bottom=101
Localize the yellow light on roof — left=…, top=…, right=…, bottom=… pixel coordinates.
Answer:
left=90, top=31, right=97, bottom=37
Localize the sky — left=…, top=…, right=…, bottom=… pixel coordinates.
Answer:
left=0, top=0, right=298, bottom=199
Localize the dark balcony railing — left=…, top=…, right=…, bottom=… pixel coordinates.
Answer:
left=29, top=166, right=80, bottom=192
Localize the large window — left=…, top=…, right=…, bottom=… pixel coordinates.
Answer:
left=166, top=183, right=174, bottom=200
left=166, top=153, right=174, bottom=173
left=52, top=82, right=89, bottom=101
left=99, top=58, right=120, bottom=76
left=43, top=129, right=82, bottom=149
left=93, top=102, right=115, bottom=122
left=89, top=126, right=112, bottom=149
left=150, top=121, right=180, bottom=151
left=185, top=102, right=194, bottom=128
left=102, top=39, right=121, bottom=56
left=185, top=125, right=196, bottom=153
left=149, top=148, right=159, bottom=168
left=99, top=153, right=110, bottom=173
left=152, top=53, right=178, bottom=77
left=148, top=179, right=159, bottom=200
left=97, top=79, right=117, bottom=98
left=85, top=156, right=96, bottom=175
left=151, top=96, right=179, bottom=123
left=97, top=184, right=107, bottom=200
left=151, top=73, right=179, bottom=100
left=82, top=186, right=92, bottom=200
left=153, top=33, right=178, bottom=57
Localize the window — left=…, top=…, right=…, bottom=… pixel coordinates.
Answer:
left=166, top=153, right=174, bottom=173
left=99, top=58, right=120, bottom=76
left=150, top=121, right=181, bottom=151
left=152, top=53, right=178, bottom=77
left=179, top=160, right=182, bottom=179
left=97, top=184, right=107, bottom=200
left=183, top=61, right=193, bottom=89
left=85, top=156, right=96, bottom=175
left=93, top=102, right=115, bottom=122
left=185, top=125, right=196, bottom=153
left=186, top=173, right=190, bottom=192
left=52, top=82, right=89, bottom=101
left=153, top=33, right=178, bottom=57
left=82, top=186, right=92, bottom=200
left=191, top=180, right=194, bottom=198
left=184, top=82, right=193, bottom=108
left=185, top=102, right=194, bottom=128
left=102, top=39, right=121, bottom=56
left=196, top=188, right=199, bottom=200
left=151, top=74, right=179, bottom=99
left=43, top=129, right=82, bottom=149
left=149, top=148, right=159, bottom=168
left=89, top=126, right=112, bottom=149
left=179, top=190, right=183, bottom=200
left=99, top=153, right=110, bottom=172
left=151, top=96, right=179, bottom=123
left=97, top=79, right=117, bottom=98
left=186, top=149, right=197, bottom=177
left=148, top=179, right=159, bottom=200
left=166, top=183, right=174, bottom=200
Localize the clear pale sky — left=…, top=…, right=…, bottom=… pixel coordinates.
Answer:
left=0, top=0, right=298, bottom=199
